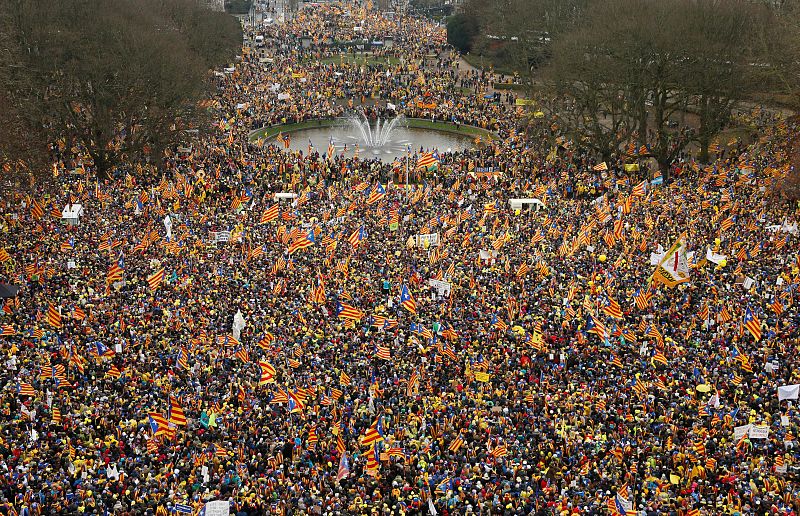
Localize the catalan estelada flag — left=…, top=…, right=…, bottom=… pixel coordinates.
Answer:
left=288, top=230, right=315, bottom=255
left=400, top=284, right=417, bottom=314
left=415, top=151, right=439, bottom=170
left=743, top=307, right=761, bottom=341
left=336, top=301, right=364, bottom=321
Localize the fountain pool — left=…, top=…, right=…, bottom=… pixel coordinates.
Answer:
left=268, top=116, right=475, bottom=163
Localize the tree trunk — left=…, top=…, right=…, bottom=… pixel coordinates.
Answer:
left=637, top=102, right=648, bottom=149
left=658, top=157, right=670, bottom=182
left=92, top=150, right=111, bottom=180
left=698, top=96, right=710, bottom=163
left=698, top=138, right=710, bottom=164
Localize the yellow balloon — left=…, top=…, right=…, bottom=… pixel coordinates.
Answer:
left=598, top=254, right=607, bottom=263
left=718, top=259, right=727, bottom=267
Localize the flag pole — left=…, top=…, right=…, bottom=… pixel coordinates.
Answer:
left=405, top=148, right=409, bottom=189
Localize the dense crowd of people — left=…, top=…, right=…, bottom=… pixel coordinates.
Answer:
left=1, top=3, right=799, bottom=515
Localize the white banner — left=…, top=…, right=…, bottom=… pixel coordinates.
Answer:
left=203, top=500, right=230, bottom=516
left=428, top=278, right=452, bottom=297
left=326, top=216, right=346, bottom=227
left=479, top=249, right=498, bottom=262
left=749, top=425, right=769, bottom=440
left=415, top=233, right=440, bottom=247
left=766, top=221, right=798, bottom=235
left=733, top=424, right=752, bottom=441
left=616, top=494, right=632, bottom=512
left=778, top=384, right=800, bottom=401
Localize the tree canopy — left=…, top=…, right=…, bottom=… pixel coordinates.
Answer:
left=0, top=0, right=241, bottom=177
left=446, top=13, right=480, bottom=53
left=462, top=0, right=797, bottom=174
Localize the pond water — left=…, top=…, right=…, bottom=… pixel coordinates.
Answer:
left=271, top=123, right=474, bottom=163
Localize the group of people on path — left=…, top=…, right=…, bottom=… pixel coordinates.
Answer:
left=1, top=2, right=799, bottom=515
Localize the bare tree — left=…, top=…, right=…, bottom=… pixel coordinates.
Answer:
left=0, top=0, right=241, bottom=177
left=544, top=29, right=636, bottom=162
left=464, top=0, right=587, bottom=79
left=542, top=0, right=781, bottom=176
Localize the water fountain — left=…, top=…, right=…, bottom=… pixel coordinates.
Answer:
left=345, top=111, right=405, bottom=148
left=265, top=109, right=475, bottom=163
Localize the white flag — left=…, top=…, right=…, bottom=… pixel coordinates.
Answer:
left=163, top=215, right=173, bottom=240
left=778, top=384, right=800, bottom=401
left=232, top=309, right=246, bottom=341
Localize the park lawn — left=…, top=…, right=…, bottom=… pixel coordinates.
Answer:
left=462, top=52, right=518, bottom=77
left=249, top=119, right=337, bottom=142
left=317, top=54, right=400, bottom=66
left=405, top=119, right=494, bottom=139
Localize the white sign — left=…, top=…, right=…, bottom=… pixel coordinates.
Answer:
left=274, top=192, right=297, bottom=201
left=749, top=425, right=769, bottom=439
left=479, top=249, right=499, bottom=262
left=766, top=221, right=798, bottom=235
left=733, top=424, right=752, bottom=441
left=215, top=231, right=231, bottom=243
left=326, top=216, right=346, bottom=227
left=616, top=494, right=632, bottom=512
left=778, top=384, right=800, bottom=401
left=428, top=278, right=452, bottom=297
left=414, top=233, right=440, bottom=247
left=61, top=203, right=84, bottom=220
left=776, top=464, right=788, bottom=474
left=203, top=500, right=230, bottom=516
left=508, top=198, right=546, bottom=211
left=62, top=203, right=84, bottom=226
left=164, top=215, right=173, bottom=240
left=743, top=277, right=755, bottom=290
left=67, top=260, right=76, bottom=269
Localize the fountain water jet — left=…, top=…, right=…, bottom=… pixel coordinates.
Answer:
left=345, top=111, right=405, bottom=148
